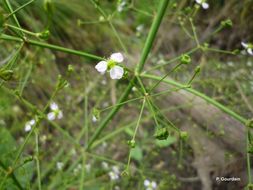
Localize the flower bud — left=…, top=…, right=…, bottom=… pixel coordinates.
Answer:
left=180, top=54, right=191, bottom=65
left=221, top=19, right=233, bottom=28
left=154, top=127, right=169, bottom=140
left=180, top=131, right=189, bottom=141
left=127, top=139, right=136, bottom=148
left=37, top=30, right=50, bottom=40
left=0, top=69, right=13, bottom=81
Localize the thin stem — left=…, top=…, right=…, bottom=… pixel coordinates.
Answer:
left=247, top=129, right=252, bottom=186
left=148, top=63, right=183, bottom=93
left=35, top=129, right=42, bottom=190
left=6, top=0, right=35, bottom=19
left=3, top=0, right=24, bottom=37
left=0, top=34, right=104, bottom=61
left=189, top=18, right=200, bottom=46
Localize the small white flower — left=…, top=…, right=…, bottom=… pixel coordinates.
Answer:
left=92, top=115, right=97, bottom=122
left=95, top=53, right=125, bottom=80
left=56, top=162, right=64, bottom=170
left=102, top=161, right=109, bottom=169
left=117, top=1, right=127, bottom=12
left=195, top=0, right=209, bottom=9
left=144, top=179, right=157, bottom=190
left=108, top=165, right=120, bottom=181
left=24, top=119, right=35, bottom=132
left=85, top=164, right=91, bottom=172
left=73, top=164, right=82, bottom=175
left=47, top=102, right=63, bottom=121
left=241, top=42, right=253, bottom=55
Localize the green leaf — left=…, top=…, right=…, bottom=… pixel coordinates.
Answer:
left=155, top=136, right=177, bottom=148
left=130, top=146, right=143, bottom=162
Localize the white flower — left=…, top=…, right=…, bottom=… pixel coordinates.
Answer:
left=24, top=119, right=35, bottom=132
left=195, top=0, right=209, bottom=9
left=95, top=53, right=124, bottom=80
left=241, top=42, right=253, bottom=55
left=144, top=179, right=157, bottom=190
left=92, top=115, right=97, bottom=122
left=56, top=162, right=64, bottom=170
left=47, top=102, right=63, bottom=121
left=117, top=1, right=127, bottom=12
left=108, top=165, right=120, bottom=181
left=102, top=161, right=109, bottom=169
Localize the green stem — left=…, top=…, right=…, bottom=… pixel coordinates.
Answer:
left=0, top=34, right=104, bottom=61
left=247, top=129, right=252, bottom=185
left=3, top=0, right=24, bottom=37
left=6, top=0, right=35, bottom=19
left=35, top=129, right=42, bottom=190
left=86, top=0, right=170, bottom=150
left=141, top=74, right=247, bottom=124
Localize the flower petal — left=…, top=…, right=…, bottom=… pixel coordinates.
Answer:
left=110, top=66, right=124, bottom=80
left=195, top=0, right=202, bottom=4
left=202, top=2, right=209, bottom=9
left=29, top=119, right=35, bottom=126
left=95, top=61, right=108, bottom=73
left=50, top=102, right=58, bottom=111
left=57, top=111, right=63, bottom=119
left=248, top=48, right=253, bottom=55
left=47, top=112, right=56, bottom=121
left=241, top=42, right=248, bottom=49
left=144, top=180, right=150, bottom=186
left=110, top=53, right=124, bottom=63
left=25, top=124, right=32, bottom=132
left=151, top=181, right=157, bottom=188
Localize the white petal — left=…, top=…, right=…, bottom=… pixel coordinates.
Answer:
left=110, top=66, right=124, bottom=80
left=47, top=112, right=56, bottom=121
left=247, top=48, right=253, bottom=55
left=241, top=42, right=248, bottom=48
left=110, top=53, right=124, bottom=63
left=29, top=119, right=35, bottom=126
left=24, top=124, right=32, bottom=132
left=92, top=115, right=97, bottom=122
left=151, top=181, right=157, bottom=188
left=195, top=0, right=202, bottom=4
left=95, top=61, right=108, bottom=73
left=202, top=2, right=209, bottom=9
left=57, top=111, right=63, bottom=119
left=144, top=180, right=150, bottom=186
left=50, top=102, right=58, bottom=111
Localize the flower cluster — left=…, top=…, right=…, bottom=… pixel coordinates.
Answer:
left=144, top=179, right=157, bottom=190
left=47, top=102, right=63, bottom=121
left=95, top=53, right=125, bottom=80
left=108, top=166, right=120, bottom=181
left=241, top=42, right=253, bottom=55
left=24, top=119, right=35, bottom=132
left=195, top=0, right=209, bottom=9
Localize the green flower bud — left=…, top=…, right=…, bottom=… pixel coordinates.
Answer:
left=180, top=131, right=189, bottom=141
left=180, top=54, right=191, bottom=65
left=127, top=139, right=136, bottom=148
left=56, top=75, right=68, bottom=90
left=0, top=69, right=13, bottom=81
left=221, top=19, right=233, bottom=28
left=37, top=30, right=50, bottom=40
left=154, top=127, right=169, bottom=140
